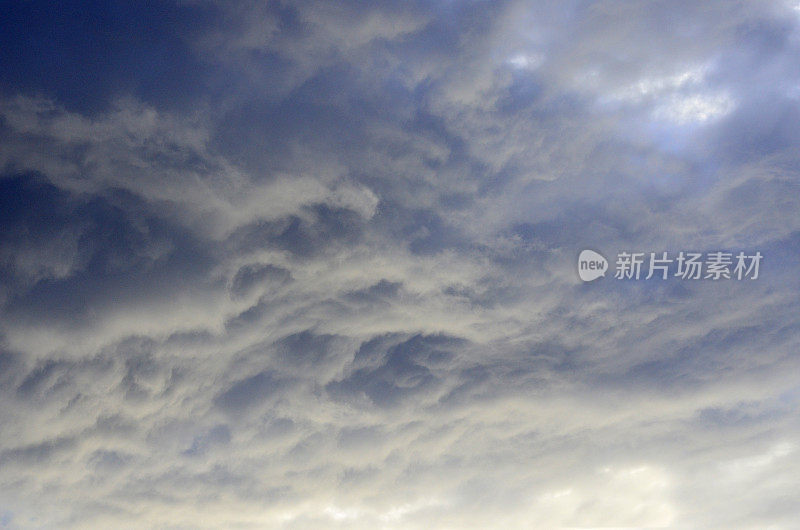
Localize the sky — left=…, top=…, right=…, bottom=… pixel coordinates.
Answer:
left=1, top=1, right=800, bottom=528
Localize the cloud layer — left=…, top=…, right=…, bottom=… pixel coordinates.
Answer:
left=1, top=1, right=800, bottom=528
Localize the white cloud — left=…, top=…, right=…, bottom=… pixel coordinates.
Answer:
left=2, top=1, right=800, bottom=529
left=653, top=92, right=735, bottom=124
left=507, top=52, right=544, bottom=70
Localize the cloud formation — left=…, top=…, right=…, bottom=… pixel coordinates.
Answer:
left=1, top=1, right=799, bottom=528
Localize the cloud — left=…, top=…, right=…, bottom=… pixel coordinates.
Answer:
left=1, top=1, right=799, bottom=528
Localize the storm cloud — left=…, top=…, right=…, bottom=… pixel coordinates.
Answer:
left=1, top=1, right=800, bottom=528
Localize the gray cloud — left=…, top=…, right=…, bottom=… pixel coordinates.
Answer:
left=1, top=0, right=799, bottom=528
